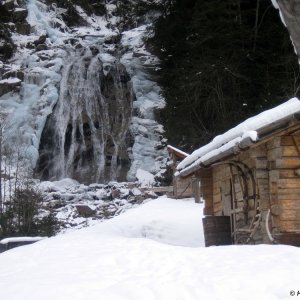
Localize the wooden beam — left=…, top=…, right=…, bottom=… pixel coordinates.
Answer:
left=167, top=145, right=188, bottom=159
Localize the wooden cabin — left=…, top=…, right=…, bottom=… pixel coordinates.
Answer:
left=167, top=145, right=201, bottom=200
left=176, top=98, right=300, bottom=246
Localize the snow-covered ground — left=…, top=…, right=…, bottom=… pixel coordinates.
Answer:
left=0, top=197, right=299, bottom=300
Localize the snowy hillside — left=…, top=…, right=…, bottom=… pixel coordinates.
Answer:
left=0, top=197, right=299, bottom=300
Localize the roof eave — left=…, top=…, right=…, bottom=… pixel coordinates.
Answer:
left=176, top=114, right=300, bottom=178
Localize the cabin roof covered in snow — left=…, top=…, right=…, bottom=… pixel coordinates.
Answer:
left=176, top=98, right=300, bottom=177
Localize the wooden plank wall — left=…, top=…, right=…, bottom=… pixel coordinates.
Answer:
left=251, top=144, right=269, bottom=243
left=210, top=143, right=269, bottom=243
left=212, top=165, right=229, bottom=216
left=196, top=130, right=300, bottom=244
left=196, top=169, right=213, bottom=215
left=268, top=134, right=300, bottom=234
left=173, top=176, right=193, bottom=199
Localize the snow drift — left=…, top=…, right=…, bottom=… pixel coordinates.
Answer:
left=0, top=197, right=299, bottom=300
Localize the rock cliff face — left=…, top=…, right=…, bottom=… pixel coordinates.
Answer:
left=0, top=0, right=167, bottom=184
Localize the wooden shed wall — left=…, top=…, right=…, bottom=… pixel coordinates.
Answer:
left=173, top=176, right=194, bottom=198
left=199, top=142, right=273, bottom=244
left=268, top=134, right=300, bottom=238
left=215, top=143, right=269, bottom=243
left=199, top=130, right=300, bottom=245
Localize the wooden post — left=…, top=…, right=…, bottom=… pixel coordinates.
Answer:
left=172, top=153, right=178, bottom=198
left=193, top=178, right=201, bottom=203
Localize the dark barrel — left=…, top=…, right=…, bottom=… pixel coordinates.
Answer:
left=274, top=233, right=300, bottom=247
left=202, top=216, right=232, bottom=247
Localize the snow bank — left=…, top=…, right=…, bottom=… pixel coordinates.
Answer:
left=0, top=197, right=299, bottom=300
left=0, top=236, right=45, bottom=244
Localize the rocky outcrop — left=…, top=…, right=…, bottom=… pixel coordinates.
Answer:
left=0, top=77, right=21, bottom=97
left=36, top=44, right=48, bottom=51
left=13, top=8, right=28, bottom=22
left=0, top=3, right=11, bottom=22
left=15, top=21, right=31, bottom=35
left=0, top=24, right=15, bottom=60
left=45, top=0, right=87, bottom=27
left=33, top=35, right=47, bottom=46
left=0, top=1, right=30, bottom=60
left=48, top=0, right=107, bottom=17
left=76, top=205, right=96, bottom=217
left=1, top=0, right=15, bottom=10
left=2, top=69, right=24, bottom=81
left=38, top=180, right=158, bottom=232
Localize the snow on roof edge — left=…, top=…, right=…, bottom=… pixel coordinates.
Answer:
left=176, top=98, right=300, bottom=177
left=167, top=145, right=189, bottom=158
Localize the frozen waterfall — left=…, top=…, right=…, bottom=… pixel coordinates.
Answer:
left=36, top=47, right=133, bottom=183
left=0, top=0, right=168, bottom=185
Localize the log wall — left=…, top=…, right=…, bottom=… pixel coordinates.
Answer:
left=268, top=134, right=300, bottom=237
left=173, top=176, right=194, bottom=199
left=200, top=143, right=270, bottom=244
left=195, top=126, right=300, bottom=245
